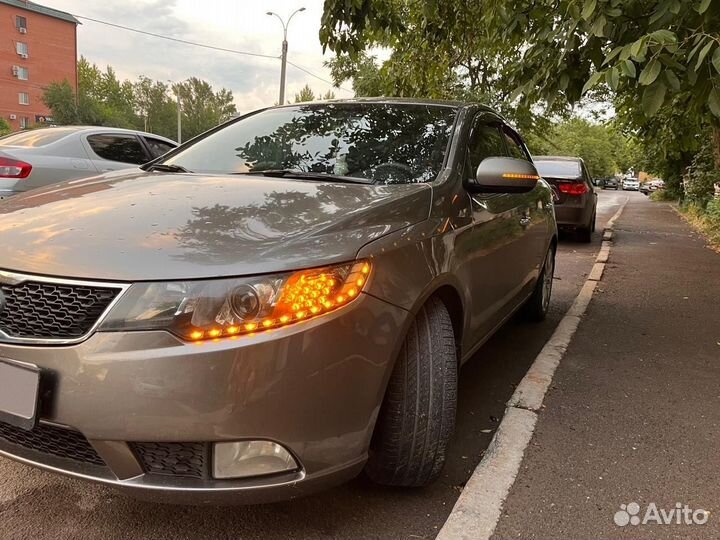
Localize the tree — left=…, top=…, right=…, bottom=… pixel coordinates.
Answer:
left=42, top=80, right=79, bottom=124
left=0, top=118, right=11, bottom=136
left=175, top=77, right=236, bottom=141
left=320, top=0, right=720, bottom=164
left=326, top=52, right=386, bottom=97
left=546, top=118, right=630, bottom=177
left=294, top=84, right=316, bottom=103
left=42, top=60, right=237, bottom=142
left=133, top=76, right=177, bottom=139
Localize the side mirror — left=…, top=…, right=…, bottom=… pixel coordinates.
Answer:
left=467, top=157, right=540, bottom=193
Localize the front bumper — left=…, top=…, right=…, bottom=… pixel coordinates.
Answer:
left=0, top=293, right=408, bottom=504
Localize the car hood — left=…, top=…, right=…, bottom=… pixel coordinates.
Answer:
left=0, top=171, right=432, bottom=281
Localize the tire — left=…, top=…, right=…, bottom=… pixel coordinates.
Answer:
left=523, top=244, right=556, bottom=322
left=365, top=297, right=457, bottom=487
left=577, top=211, right=594, bottom=243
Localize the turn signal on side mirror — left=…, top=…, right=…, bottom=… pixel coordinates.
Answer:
left=502, top=173, right=540, bottom=180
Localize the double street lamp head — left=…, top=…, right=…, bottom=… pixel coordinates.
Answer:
left=267, top=7, right=306, bottom=105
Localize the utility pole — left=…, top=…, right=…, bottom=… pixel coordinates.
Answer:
left=267, top=8, right=305, bottom=105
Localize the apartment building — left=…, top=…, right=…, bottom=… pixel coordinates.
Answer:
left=0, top=0, right=78, bottom=131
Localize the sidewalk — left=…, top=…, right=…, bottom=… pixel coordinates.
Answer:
left=492, top=196, right=720, bottom=539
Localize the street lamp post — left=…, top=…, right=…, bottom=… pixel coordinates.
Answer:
left=267, top=7, right=305, bottom=105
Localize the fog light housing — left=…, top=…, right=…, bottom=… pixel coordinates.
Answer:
left=212, top=441, right=299, bottom=479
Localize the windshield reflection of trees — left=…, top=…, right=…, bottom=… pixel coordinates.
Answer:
left=236, top=104, right=455, bottom=185
left=174, top=183, right=398, bottom=263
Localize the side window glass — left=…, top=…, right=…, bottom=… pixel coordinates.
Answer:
left=87, top=134, right=148, bottom=165
left=144, top=137, right=176, bottom=159
left=465, top=123, right=506, bottom=181
left=503, top=129, right=530, bottom=161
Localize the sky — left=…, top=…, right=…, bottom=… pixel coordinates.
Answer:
left=45, top=0, right=353, bottom=113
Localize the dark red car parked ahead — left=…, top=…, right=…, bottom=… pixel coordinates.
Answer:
left=535, top=156, right=598, bottom=242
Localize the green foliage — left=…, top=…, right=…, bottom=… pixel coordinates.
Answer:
left=0, top=118, right=13, bottom=136
left=683, top=136, right=720, bottom=206
left=294, top=84, right=316, bottom=103
left=706, top=197, right=720, bottom=228
left=174, top=78, right=236, bottom=141
left=650, top=189, right=676, bottom=201
left=42, top=80, right=79, bottom=124
left=320, top=0, right=720, bottom=193
left=326, top=52, right=387, bottom=97
left=539, top=118, right=630, bottom=177
left=133, top=76, right=177, bottom=139
left=292, top=85, right=335, bottom=104
left=42, top=57, right=236, bottom=141
left=681, top=199, right=720, bottom=249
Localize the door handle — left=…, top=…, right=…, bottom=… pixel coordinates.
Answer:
left=519, top=213, right=531, bottom=227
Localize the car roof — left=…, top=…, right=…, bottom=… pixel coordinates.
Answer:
left=534, top=155, right=584, bottom=163
left=7, top=126, right=176, bottom=143
left=268, top=97, right=500, bottom=114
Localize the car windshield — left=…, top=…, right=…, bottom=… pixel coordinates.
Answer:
left=535, top=160, right=582, bottom=178
left=0, top=128, right=77, bottom=147
left=163, top=103, right=458, bottom=184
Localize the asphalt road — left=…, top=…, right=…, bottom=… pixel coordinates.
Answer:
left=0, top=190, right=627, bottom=540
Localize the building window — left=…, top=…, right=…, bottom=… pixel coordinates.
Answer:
left=16, top=16, right=27, bottom=31
left=20, top=117, right=30, bottom=129
left=16, top=67, right=29, bottom=81
left=18, top=92, right=29, bottom=106
left=16, top=42, right=28, bottom=57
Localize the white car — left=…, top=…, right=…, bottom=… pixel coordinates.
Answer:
left=622, top=177, right=640, bottom=191
left=0, top=126, right=177, bottom=198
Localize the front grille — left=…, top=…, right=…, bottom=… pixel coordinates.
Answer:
left=132, top=442, right=209, bottom=479
left=0, top=280, right=120, bottom=341
left=0, top=421, right=105, bottom=467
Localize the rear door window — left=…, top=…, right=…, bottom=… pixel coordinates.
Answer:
left=502, top=128, right=531, bottom=161
left=87, top=134, right=149, bottom=164
left=144, top=137, right=176, bottom=159
left=465, top=121, right=507, bottom=181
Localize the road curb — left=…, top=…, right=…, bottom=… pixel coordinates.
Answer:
left=436, top=408, right=537, bottom=540
left=437, top=196, right=628, bottom=540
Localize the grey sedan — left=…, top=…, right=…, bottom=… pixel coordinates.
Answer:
left=535, top=156, right=598, bottom=242
left=0, top=100, right=556, bottom=504
left=0, top=126, right=177, bottom=198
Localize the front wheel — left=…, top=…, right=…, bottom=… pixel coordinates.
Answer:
left=365, top=297, right=457, bottom=487
left=523, top=244, right=556, bottom=321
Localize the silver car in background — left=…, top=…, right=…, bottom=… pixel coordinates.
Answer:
left=0, top=127, right=177, bottom=198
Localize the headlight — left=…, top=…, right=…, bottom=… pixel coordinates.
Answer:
left=99, top=260, right=371, bottom=341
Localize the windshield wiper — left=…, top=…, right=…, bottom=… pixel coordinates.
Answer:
left=234, top=169, right=373, bottom=185
left=143, top=163, right=192, bottom=173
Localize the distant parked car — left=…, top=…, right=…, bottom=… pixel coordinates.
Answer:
left=601, top=177, right=619, bottom=190
left=0, top=127, right=177, bottom=198
left=535, top=156, right=598, bottom=242
left=622, top=177, right=640, bottom=191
